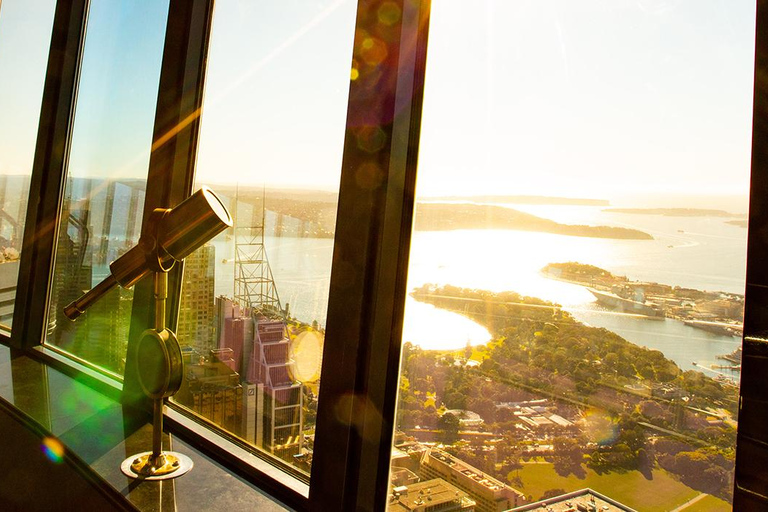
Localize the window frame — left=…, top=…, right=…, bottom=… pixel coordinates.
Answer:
left=735, top=1, right=768, bottom=508
left=3, top=0, right=433, bottom=510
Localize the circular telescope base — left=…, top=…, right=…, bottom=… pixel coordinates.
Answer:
left=121, top=451, right=193, bottom=480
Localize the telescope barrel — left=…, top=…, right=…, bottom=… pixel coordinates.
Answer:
left=62, top=187, right=232, bottom=321
left=161, top=187, right=232, bottom=261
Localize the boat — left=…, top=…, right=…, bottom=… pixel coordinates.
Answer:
left=683, top=320, right=742, bottom=337
left=587, top=288, right=665, bottom=318
left=711, top=363, right=741, bottom=371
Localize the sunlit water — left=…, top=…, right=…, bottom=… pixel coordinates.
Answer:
left=205, top=204, right=747, bottom=380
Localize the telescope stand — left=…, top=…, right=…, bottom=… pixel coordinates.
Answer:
left=120, top=271, right=192, bottom=480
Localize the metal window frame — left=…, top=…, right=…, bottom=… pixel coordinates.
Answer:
left=122, top=0, right=215, bottom=410
left=11, top=0, right=88, bottom=351
left=309, top=1, right=431, bottom=509
left=735, top=1, right=768, bottom=507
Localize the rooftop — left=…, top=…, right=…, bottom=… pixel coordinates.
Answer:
left=388, top=479, right=475, bottom=512
left=426, top=449, right=521, bottom=496
left=509, top=488, right=637, bottom=512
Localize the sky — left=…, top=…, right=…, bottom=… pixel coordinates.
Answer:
left=0, top=0, right=758, bottom=203
left=417, top=0, right=757, bottom=199
left=0, top=0, right=55, bottom=176
left=66, top=0, right=169, bottom=181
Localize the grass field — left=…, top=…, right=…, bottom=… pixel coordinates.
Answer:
left=681, top=494, right=731, bottom=512
left=513, top=462, right=731, bottom=512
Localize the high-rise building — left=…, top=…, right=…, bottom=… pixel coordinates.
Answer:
left=216, top=296, right=254, bottom=377
left=175, top=352, right=244, bottom=436
left=48, top=188, right=96, bottom=347
left=0, top=259, right=19, bottom=327
left=419, top=448, right=527, bottom=512
left=78, top=285, right=131, bottom=373
left=388, top=479, right=476, bottom=512
left=177, top=244, right=216, bottom=353
left=214, top=296, right=304, bottom=463
left=244, top=317, right=303, bottom=463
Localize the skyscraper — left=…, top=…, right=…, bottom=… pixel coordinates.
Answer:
left=245, top=318, right=303, bottom=462
left=177, top=244, right=216, bottom=353
left=215, top=296, right=304, bottom=463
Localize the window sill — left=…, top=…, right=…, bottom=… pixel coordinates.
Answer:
left=0, top=344, right=293, bottom=511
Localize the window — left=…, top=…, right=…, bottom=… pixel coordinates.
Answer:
left=171, top=0, right=356, bottom=477
left=0, top=0, right=56, bottom=332
left=388, top=1, right=754, bottom=510
left=44, top=0, right=169, bottom=375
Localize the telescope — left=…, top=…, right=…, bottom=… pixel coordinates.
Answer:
left=65, top=186, right=232, bottom=480
left=65, top=186, right=232, bottom=320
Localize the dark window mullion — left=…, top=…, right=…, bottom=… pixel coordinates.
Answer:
left=122, top=0, right=215, bottom=407
left=310, top=1, right=431, bottom=510
left=736, top=0, right=768, bottom=507
left=11, top=0, right=89, bottom=351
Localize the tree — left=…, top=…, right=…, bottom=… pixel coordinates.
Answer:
left=438, top=413, right=460, bottom=445
left=552, top=437, right=584, bottom=477
left=540, top=489, right=567, bottom=500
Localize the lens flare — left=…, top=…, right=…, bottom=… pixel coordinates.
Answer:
left=377, top=2, right=401, bottom=26
left=41, top=436, right=65, bottom=464
left=582, top=409, right=619, bottom=446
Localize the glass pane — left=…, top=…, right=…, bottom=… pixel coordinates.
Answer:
left=171, top=0, right=356, bottom=477
left=0, top=0, right=57, bottom=332
left=46, top=0, right=169, bottom=375
left=388, top=1, right=754, bottom=511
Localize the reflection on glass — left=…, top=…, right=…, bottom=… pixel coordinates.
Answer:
left=0, top=0, right=56, bottom=331
left=46, top=0, right=169, bottom=375
left=171, top=0, right=356, bottom=476
left=388, top=1, right=753, bottom=511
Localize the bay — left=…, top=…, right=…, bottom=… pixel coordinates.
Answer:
left=205, top=203, right=747, bottom=382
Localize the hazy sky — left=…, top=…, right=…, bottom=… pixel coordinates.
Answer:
left=0, top=0, right=758, bottom=202
left=0, top=0, right=55, bottom=176
left=418, top=0, right=756, bottom=199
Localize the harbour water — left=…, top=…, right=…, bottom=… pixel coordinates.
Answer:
left=209, top=203, right=747, bottom=383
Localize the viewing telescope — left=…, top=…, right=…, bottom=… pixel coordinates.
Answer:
left=63, top=186, right=232, bottom=480
left=64, top=186, right=232, bottom=320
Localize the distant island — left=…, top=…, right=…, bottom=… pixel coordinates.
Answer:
left=414, top=203, right=653, bottom=240
left=604, top=208, right=741, bottom=217
left=428, top=195, right=609, bottom=206
left=726, top=219, right=748, bottom=228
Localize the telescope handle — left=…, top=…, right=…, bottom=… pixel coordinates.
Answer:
left=63, top=275, right=118, bottom=320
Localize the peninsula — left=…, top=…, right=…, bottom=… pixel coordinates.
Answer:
left=541, top=262, right=744, bottom=337
left=428, top=195, right=609, bottom=206
left=604, top=208, right=741, bottom=217
left=414, top=203, right=653, bottom=240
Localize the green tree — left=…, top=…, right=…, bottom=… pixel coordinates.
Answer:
left=438, top=413, right=460, bottom=445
